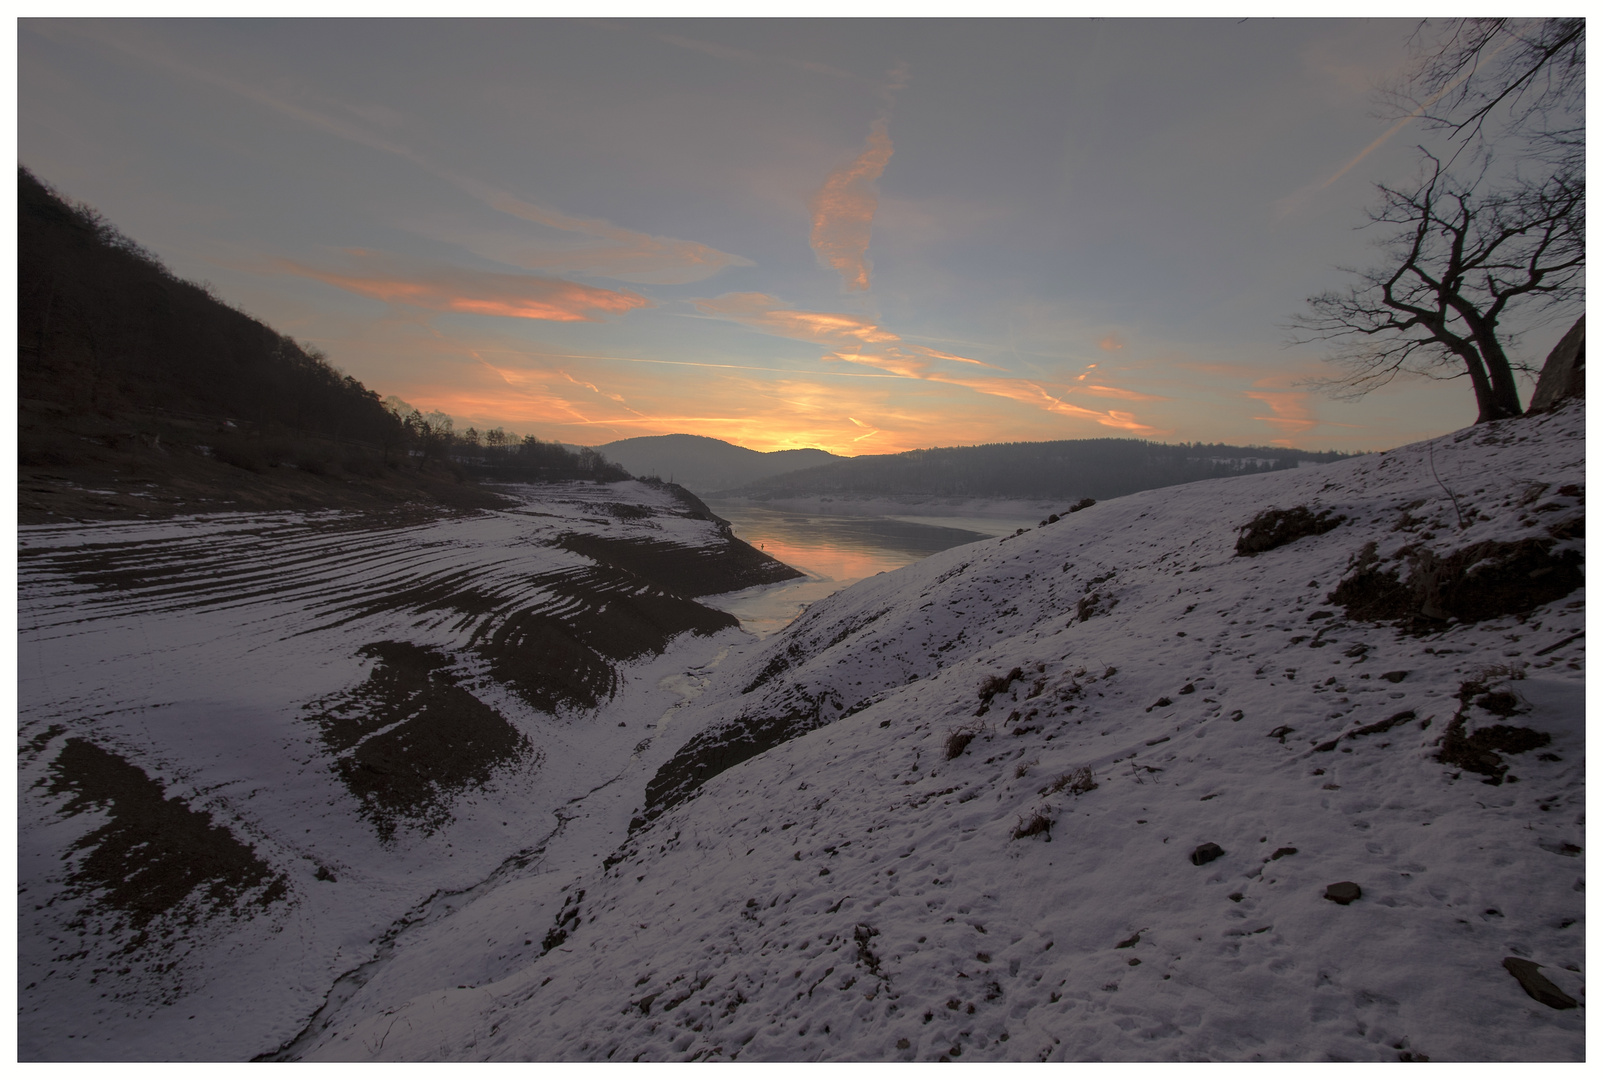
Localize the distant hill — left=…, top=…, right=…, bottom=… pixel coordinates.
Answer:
left=715, top=438, right=1357, bottom=505
left=593, top=434, right=841, bottom=495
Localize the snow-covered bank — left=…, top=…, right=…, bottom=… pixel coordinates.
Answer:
left=17, top=481, right=794, bottom=1061
left=297, top=403, right=1584, bottom=1062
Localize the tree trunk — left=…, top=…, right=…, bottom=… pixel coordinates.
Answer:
left=1467, top=330, right=1526, bottom=421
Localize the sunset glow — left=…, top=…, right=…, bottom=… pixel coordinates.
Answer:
left=19, top=18, right=1554, bottom=458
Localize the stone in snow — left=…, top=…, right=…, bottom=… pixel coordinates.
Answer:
left=1502, top=958, right=1579, bottom=1010
left=1324, top=881, right=1362, bottom=905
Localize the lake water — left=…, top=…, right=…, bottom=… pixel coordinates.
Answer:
left=700, top=503, right=1035, bottom=637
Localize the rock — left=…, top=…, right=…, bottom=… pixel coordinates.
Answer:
left=1502, top=957, right=1579, bottom=1010
left=1270, top=846, right=1298, bottom=860
left=1324, top=881, right=1362, bottom=905
left=1380, top=671, right=1409, bottom=683
left=1190, top=842, right=1224, bottom=866
left=1526, top=315, right=1585, bottom=415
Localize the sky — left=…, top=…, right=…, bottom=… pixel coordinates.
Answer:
left=17, top=17, right=1574, bottom=455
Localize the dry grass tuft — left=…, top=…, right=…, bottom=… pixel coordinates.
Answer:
left=1012, top=808, right=1054, bottom=840
left=1042, top=765, right=1097, bottom=796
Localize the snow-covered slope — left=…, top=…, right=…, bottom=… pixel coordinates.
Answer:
left=296, top=403, right=1585, bottom=1062
left=17, top=480, right=793, bottom=1061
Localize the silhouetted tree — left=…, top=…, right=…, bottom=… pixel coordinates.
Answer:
left=1295, top=19, right=1584, bottom=423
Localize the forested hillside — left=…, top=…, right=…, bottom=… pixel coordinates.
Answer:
left=17, top=168, right=622, bottom=522
left=717, top=439, right=1356, bottom=503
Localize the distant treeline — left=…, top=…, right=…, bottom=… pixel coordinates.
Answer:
left=393, top=411, right=630, bottom=483
left=721, top=439, right=1358, bottom=502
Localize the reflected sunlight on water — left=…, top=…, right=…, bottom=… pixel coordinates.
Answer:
left=700, top=504, right=1004, bottom=637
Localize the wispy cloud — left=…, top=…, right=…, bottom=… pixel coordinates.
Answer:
left=1272, top=40, right=1497, bottom=219
left=692, top=292, right=1161, bottom=434
left=276, top=254, right=651, bottom=322
left=1245, top=389, right=1319, bottom=439
left=808, top=119, right=895, bottom=292
left=46, top=21, right=750, bottom=284
left=452, top=182, right=754, bottom=285
left=693, top=292, right=997, bottom=378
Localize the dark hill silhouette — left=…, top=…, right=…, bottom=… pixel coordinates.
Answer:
left=19, top=167, right=400, bottom=444
left=17, top=167, right=599, bottom=521
left=715, top=438, right=1357, bottom=504
left=593, top=434, right=840, bottom=495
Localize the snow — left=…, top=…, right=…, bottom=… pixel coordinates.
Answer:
left=19, top=407, right=1587, bottom=1061
left=17, top=481, right=769, bottom=1060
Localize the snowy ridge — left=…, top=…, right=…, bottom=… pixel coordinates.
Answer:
left=299, top=404, right=1584, bottom=1061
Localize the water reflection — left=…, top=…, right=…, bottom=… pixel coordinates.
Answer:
left=701, top=504, right=1011, bottom=637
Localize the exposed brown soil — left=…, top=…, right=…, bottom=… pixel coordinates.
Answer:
left=637, top=693, right=826, bottom=828
left=556, top=531, right=802, bottom=598
left=1329, top=537, right=1583, bottom=630
left=1235, top=505, right=1345, bottom=556
left=305, top=641, right=533, bottom=841
left=1435, top=678, right=1551, bottom=785
left=40, top=737, right=288, bottom=944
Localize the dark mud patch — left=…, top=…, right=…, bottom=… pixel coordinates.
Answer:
left=1329, top=538, right=1582, bottom=630
left=1235, top=506, right=1345, bottom=556
left=637, top=691, right=828, bottom=828
left=39, top=738, right=287, bottom=944
left=471, top=564, right=740, bottom=713
left=1436, top=678, right=1550, bottom=785
left=306, top=641, right=533, bottom=841
left=557, top=532, right=802, bottom=598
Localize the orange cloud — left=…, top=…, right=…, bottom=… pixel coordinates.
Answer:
left=693, top=293, right=996, bottom=378
left=1245, top=389, right=1319, bottom=437
left=1081, top=384, right=1167, bottom=402
left=692, top=292, right=1162, bottom=435
left=809, top=119, right=894, bottom=292
left=1097, top=334, right=1125, bottom=352
left=277, top=255, right=650, bottom=322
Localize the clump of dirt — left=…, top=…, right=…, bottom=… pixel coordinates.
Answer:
left=1329, top=537, right=1583, bottom=630
left=1436, top=677, right=1550, bottom=785
left=306, top=641, right=533, bottom=840
left=40, top=737, right=288, bottom=942
left=1235, top=506, right=1345, bottom=556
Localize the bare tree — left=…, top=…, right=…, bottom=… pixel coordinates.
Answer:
left=1296, top=153, right=1582, bottom=422
left=1383, top=18, right=1583, bottom=168
left=1297, top=19, right=1584, bottom=423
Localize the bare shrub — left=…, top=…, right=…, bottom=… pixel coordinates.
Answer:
left=1042, top=766, right=1097, bottom=796
left=1012, top=808, right=1054, bottom=840
left=945, top=722, right=984, bottom=760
